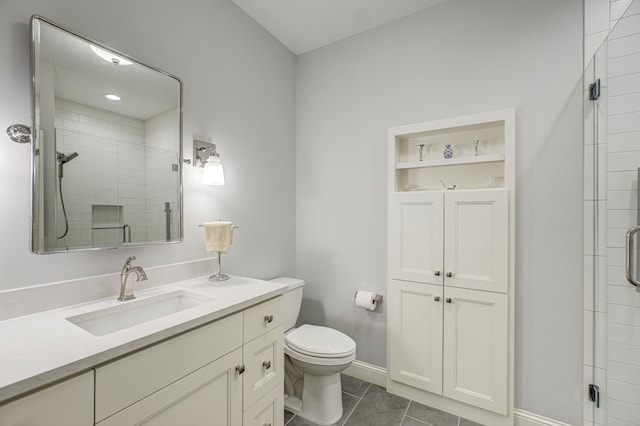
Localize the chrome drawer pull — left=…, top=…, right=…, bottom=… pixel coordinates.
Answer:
left=235, top=364, right=245, bottom=374
left=264, top=314, right=274, bottom=323
left=262, top=360, right=272, bottom=369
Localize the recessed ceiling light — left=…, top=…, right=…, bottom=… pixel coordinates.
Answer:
left=105, top=94, right=121, bottom=101
left=90, top=45, right=133, bottom=66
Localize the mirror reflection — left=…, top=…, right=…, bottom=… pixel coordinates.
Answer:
left=31, top=16, right=183, bottom=254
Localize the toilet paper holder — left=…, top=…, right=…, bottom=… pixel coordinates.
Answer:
left=353, top=291, right=383, bottom=303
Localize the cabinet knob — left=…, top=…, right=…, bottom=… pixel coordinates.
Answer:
left=446, top=272, right=453, bottom=277
left=434, top=296, right=440, bottom=302
left=434, top=271, right=441, bottom=276
left=445, top=298, right=453, bottom=303
left=262, top=360, right=272, bottom=369
left=235, top=364, right=246, bottom=374
left=264, top=314, right=274, bottom=323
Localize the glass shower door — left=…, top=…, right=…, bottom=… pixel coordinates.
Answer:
left=587, top=1, right=640, bottom=424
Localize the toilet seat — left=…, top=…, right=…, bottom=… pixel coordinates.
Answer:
left=285, top=324, right=356, bottom=358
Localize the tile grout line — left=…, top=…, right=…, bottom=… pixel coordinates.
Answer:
left=341, top=383, right=371, bottom=425
left=400, top=399, right=412, bottom=425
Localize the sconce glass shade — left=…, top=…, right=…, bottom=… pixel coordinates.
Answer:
left=202, top=156, right=225, bottom=185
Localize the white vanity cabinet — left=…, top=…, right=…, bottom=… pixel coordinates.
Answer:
left=0, top=371, right=94, bottom=426
left=94, top=296, right=284, bottom=426
left=387, top=110, right=515, bottom=424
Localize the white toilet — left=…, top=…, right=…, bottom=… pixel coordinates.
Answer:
left=270, top=277, right=356, bottom=425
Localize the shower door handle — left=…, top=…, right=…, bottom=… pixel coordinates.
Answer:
left=625, top=226, right=640, bottom=290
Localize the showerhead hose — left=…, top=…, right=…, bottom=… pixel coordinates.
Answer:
left=56, top=151, right=79, bottom=239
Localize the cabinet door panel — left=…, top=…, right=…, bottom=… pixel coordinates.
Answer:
left=0, top=372, right=93, bottom=426
left=389, top=192, right=444, bottom=285
left=243, top=383, right=284, bottom=426
left=388, top=279, right=443, bottom=394
left=99, top=348, right=243, bottom=426
left=444, top=190, right=508, bottom=293
left=443, top=287, right=507, bottom=414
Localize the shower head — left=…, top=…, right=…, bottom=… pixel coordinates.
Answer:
left=57, top=151, right=79, bottom=164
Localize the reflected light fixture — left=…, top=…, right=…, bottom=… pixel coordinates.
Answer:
left=105, top=94, right=121, bottom=101
left=193, top=140, right=225, bottom=185
left=90, top=45, right=133, bottom=66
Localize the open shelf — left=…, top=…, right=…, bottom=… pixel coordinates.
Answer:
left=396, top=153, right=505, bottom=170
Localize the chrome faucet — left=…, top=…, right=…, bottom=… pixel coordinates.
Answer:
left=118, top=255, right=148, bottom=301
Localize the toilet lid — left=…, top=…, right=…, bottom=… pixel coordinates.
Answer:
left=285, top=324, right=356, bottom=358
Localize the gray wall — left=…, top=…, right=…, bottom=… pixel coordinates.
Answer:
left=0, top=0, right=296, bottom=289
left=295, top=0, right=584, bottom=423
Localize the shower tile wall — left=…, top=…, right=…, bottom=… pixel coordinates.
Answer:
left=54, top=98, right=177, bottom=248
left=584, top=1, right=640, bottom=425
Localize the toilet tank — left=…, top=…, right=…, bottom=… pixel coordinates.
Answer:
left=269, top=277, right=305, bottom=331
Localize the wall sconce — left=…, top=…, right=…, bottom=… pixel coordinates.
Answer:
left=193, top=139, right=225, bottom=185
left=6, top=124, right=32, bottom=144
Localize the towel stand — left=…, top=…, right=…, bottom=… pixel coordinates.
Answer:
left=199, top=221, right=238, bottom=282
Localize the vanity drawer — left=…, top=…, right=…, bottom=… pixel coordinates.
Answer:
left=243, top=381, right=284, bottom=426
left=244, top=296, right=283, bottom=343
left=95, top=312, right=242, bottom=422
left=243, top=326, right=284, bottom=408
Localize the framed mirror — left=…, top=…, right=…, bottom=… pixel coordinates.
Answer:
left=31, top=16, right=183, bottom=254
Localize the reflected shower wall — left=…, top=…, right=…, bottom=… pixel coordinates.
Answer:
left=586, top=1, right=640, bottom=425
left=53, top=99, right=179, bottom=249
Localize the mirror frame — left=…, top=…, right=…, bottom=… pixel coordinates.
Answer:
left=30, top=15, right=184, bottom=254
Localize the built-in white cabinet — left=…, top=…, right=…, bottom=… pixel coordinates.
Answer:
left=389, top=189, right=508, bottom=293
left=387, top=110, right=515, bottom=424
left=0, top=371, right=94, bottom=426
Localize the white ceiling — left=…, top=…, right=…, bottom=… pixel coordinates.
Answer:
left=231, top=0, right=449, bottom=55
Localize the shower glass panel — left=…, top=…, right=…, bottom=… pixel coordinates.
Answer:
left=588, top=1, right=640, bottom=424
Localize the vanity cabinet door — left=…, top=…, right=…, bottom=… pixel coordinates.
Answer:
left=389, top=192, right=444, bottom=285
left=442, top=286, right=507, bottom=415
left=0, top=371, right=93, bottom=426
left=98, top=348, right=243, bottom=426
left=243, top=326, right=284, bottom=408
left=388, top=279, right=443, bottom=395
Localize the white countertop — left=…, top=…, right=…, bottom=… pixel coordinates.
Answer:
left=0, top=275, right=287, bottom=403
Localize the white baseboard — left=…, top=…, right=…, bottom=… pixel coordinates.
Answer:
left=343, top=360, right=387, bottom=387
left=343, top=361, right=570, bottom=426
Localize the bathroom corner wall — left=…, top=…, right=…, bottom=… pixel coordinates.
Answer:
left=295, top=0, right=584, bottom=423
left=0, top=0, right=296, bottom=289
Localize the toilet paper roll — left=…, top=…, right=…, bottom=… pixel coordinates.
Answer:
left=355, top=290, right=377, bottom=311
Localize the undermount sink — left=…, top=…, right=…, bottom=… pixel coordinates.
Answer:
left=66, top=290, right=213, bottom=336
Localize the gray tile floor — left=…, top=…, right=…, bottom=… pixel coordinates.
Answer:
left=284, top=375, right=484, bottom=426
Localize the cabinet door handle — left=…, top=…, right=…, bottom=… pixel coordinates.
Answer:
left=235, top=364, right=246, bottom=374
left=262, top=423, right=272, bottom=426
left=446, top=272, right=453, bottom=277
left=264, top=314, right=274, bottom=323
left=434, top=271, right=441, bottom=276
left=445, top=298, right=453, bottom=303
left=434, top=296, right=440, bottom=302
left=262, top=360, right=272, bottom=369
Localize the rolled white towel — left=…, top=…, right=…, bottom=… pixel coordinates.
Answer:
left=203, top=221, right=234, bottom=253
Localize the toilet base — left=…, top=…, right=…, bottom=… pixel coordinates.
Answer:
left=284, top=372, right=343, bottom=425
